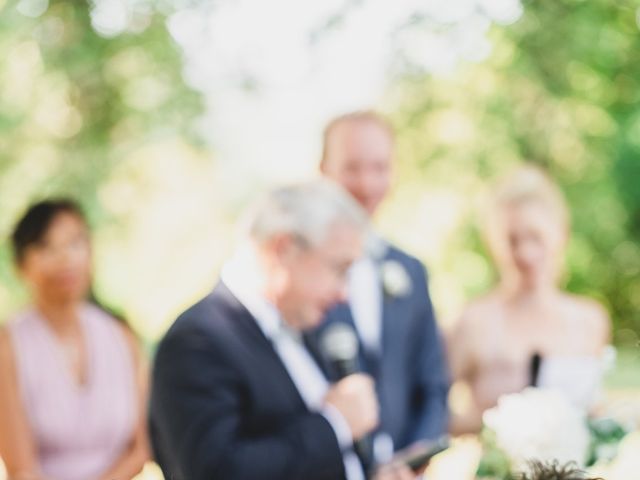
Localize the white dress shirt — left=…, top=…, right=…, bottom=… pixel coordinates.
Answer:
left=221, top=247, right=365, bottom=480
left=347, top=237, right=396, bottom=464
left=348, top=256, right=382, bottom=354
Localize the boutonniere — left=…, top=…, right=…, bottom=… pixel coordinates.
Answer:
left=380, top=260, right=412, bottom=298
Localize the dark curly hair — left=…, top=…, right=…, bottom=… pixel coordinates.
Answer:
left=515, top=460, right=604, bottom=480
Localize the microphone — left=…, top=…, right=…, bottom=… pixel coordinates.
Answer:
left=529, top=352, right=542, bottom=387
left=321, top=322, right=360, bottom=378
left=321, top=323, right=374, bottom=476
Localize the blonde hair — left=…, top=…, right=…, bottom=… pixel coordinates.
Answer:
left=321, top=110, right=395, bottom=165
left=483, top=164, right=570, bottom=264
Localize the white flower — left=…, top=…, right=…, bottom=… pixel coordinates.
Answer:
left=380, top=260, right=412, bottom=298
left=483, top=388, right=590, bottom=473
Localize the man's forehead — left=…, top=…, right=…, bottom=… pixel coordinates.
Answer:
left=326, top=123, right=394, bottom=165
left=330, top=119, right=393, bottom=142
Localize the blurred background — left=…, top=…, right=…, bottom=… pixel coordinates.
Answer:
left=0, top=0, right=639, bottom=419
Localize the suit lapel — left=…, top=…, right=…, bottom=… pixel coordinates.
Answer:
left=332, top=302, right=358, bottom=333
left=303, top=331, right=331, bottom=375
left=377, top=249, right=413, bottom=437
left=215, top=282, right=310, bottom=412
left=378, top=248, right=410, bottom=365
left=380, top=281, right=404, bottom=364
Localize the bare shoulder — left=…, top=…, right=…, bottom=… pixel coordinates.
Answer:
left=0, top=327, right=13, bottom=362
left=562, top=294, right=609, bottom=325
left=449, top=292, right=504, bottom=353
left=0, top=326, right=17, bottom=381
left=456, top=292, right=504, bottom=332
left=448, top=293, right=503, bottom=378
left=561, top=293, right=611, bottom=347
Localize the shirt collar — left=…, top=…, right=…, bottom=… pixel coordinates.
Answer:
left=365, top=231, right=388, bottom=261
left=220, top=245, right=284, bottom=340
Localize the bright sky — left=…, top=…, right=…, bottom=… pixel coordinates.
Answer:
left=49, top=0, right=526, bottom=185
left=161, top=0, right=522, bottom=186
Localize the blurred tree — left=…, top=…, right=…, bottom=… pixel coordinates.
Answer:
left=0, top=0, right=204, bottom=320
left=1, top=0, right=638, bottom=344
left=387, top=0, right=640, bottom=340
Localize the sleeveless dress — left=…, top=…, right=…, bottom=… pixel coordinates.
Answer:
left=537, top=349, right=614, bottom=411
left=7, top=304, right=137, bottom=480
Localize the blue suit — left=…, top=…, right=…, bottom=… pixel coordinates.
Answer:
left=307, top=243, right=450, bottom=452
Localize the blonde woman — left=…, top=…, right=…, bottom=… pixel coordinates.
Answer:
left=448, top=166, right=611, bottom=435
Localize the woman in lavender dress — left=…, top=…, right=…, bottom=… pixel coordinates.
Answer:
left=0, top=200, right=149, bottom=480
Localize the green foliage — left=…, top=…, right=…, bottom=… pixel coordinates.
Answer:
left=0, top=0, right=204, bottom=321
left=0, top=0, right=203, bottom=200
left=586, top=417, right=628, bottom=466
left=477, top=417, right=627, bottom=479
left=0, top=0, right=638, bottom=343
left=389, top=0, right=640, bottom=339
left=476, top=428, right=512, bottom=479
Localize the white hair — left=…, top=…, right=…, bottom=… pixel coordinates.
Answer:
left=243, top=179, right=369, bottom=247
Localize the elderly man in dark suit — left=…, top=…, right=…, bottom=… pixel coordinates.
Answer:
left=149, top=180, right=415, bottom=480
left=310, top=112, right=450, bottom=464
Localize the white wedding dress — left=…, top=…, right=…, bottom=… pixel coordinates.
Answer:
left=537, top=346, right=616, bottom=411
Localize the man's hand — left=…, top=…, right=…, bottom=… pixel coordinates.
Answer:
left=324, top=373, right=378, bottom=440
left=373, top=462, right=417, bottom=480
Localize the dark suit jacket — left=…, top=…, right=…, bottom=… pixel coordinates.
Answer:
left=307, top=244, right=450, bottom=451
left=149, top=282, right=346, bottom=480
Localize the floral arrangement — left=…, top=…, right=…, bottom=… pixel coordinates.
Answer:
left=476, top=388, right=629, bottom=479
